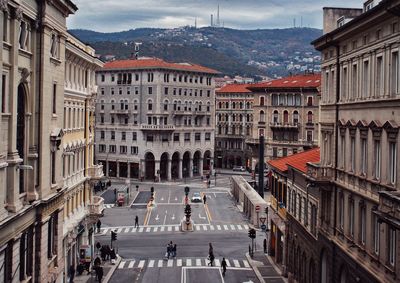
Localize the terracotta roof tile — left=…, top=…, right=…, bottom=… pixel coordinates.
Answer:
left=102, top=58, right=220, bottom=74
left=216, top=84, right=253, bottom=94
left=249, top=74, right=321, bottom=90
left=268, top=148, right=320, bottom=174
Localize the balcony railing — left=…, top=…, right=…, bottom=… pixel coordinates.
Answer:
left=88, top=196, right=105, bottom=216
left=111, top=109, right=130, bottom=115
left=245, top=138, right=260, bottom=145
left=140, top=124, right=176, bottom=131
left=307, top=163, right=333, bottom=182
left=87, top=164, right=104, bottom=180
left=270, top=122, right=300, bottom=129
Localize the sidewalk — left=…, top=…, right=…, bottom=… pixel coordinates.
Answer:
left=246, top=251, right=287, bottom=283
left=73, top=256, right=121, bottom=283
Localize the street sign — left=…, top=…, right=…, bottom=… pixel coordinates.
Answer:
left=255, top=205, right=260, bottom=212
left=260, top=217, right=266, bottom=224
left=261, top=224, right=266, bottom=231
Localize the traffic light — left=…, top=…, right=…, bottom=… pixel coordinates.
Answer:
left=150, top=187, right=154, bottom=194
left=248, top=228, right=256, bottom=239
left=111, top=231, right=117, bottom=241
left=184, top=204, right=191, bottom=219
left=184, top=186, right=190, bottom=196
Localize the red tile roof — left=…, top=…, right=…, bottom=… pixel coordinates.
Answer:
left=103, top=58, right=220, bottom=74
left=249, top=74, right=321, bottom=90
left=268, top=148, right=320, bottom=174
left=216, top=84, right=253, bottom=94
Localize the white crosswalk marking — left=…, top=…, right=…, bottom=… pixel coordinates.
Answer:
left=230, top=225, right=236, bottom=230
left=243, top=260, right=250, bottom=268
left=167, top=226, right=172, bottom=232
left=196, top=259, right=202, bottom=266
left=130, top=227, right=136, bottom=233
left=244, top=225, right=249, bottom=230
left=223, top=225, right=228, bottom=230
left=117, top=228, right=123, bottom=233
left=177, top=259, right=182, bottom=267
left=237, top=225, right=243, bottom=230
left=102, top=228, right=109, bottom=235
left=215, top=259, right=221, bottom=267
left=167, top=259, right=173, bottom=267
left=158, top=260, right=163, bottom=267
left=161, top=226, right=165, bottom=232
left=138, top=260, right=145, bottom=268
left=217, top=225, right=222, bottom=230
left=186, top=259, right=192, bottom=266
left=233, top=260, right=240, bottom=267
left=202, top=225, right=208, bottom=231
left=195, top=225, right=200, bottom=231
left=138, top=227, right=144, bottom=232
left=175, top=226, right=179, bottom=232
left=210, top=225, right=215, bottom=231
left=146, top=227, right=151, bottom=232
left=148, top=260, right=155, bottom=268
left=226, top=260, right=231, bottom=267
left=118, top=261, right=126, bottom=269
left=124, top=228, right=130, bottom=233
left=128, top=261, right=135, bottom=268
left=153, top=227, right=158, bottom=232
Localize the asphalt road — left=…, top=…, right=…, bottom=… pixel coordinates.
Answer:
left=97, top=176, right=261, bottom=283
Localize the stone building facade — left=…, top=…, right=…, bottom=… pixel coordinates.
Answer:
left=62, top=33, right=103, bottom=281
left=215, top=84, right=253, bottom=169
left=310, top=0, right=400, bottom=282
left=95, top=58, right=218, bottom=181
left=0, top=0, right=78, bottom=282
left=247, top=74, right=320, bottom=170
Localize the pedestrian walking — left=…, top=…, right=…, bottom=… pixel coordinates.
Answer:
left=96, top=242, right=101, bottom=255
left=97, top=266, right=104, bottom=282
left=203, top=194, right=207, bottom=204
left=69, top=265, right=75, bottom=283
left=221, top=258, right=227, bottom=276
left=263, top=238, right=267, bottom=253
left=135, top=215, right=139, bottom=228
left=208, top=252, right=215, bottom=266
left=172, top=243, right=177, bottom=258
left=96, top=219, right=101, bottom=233
left=208, top=243, right=213, bottom=255
left=166, top=243, right=171, bottom=259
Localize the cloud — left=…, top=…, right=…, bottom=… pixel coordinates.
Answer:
left=67, top=0, right=363, bottom=32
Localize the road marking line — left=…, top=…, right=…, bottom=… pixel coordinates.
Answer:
left=210, top=225, right=215, bottom=230
left=158, top=260, right=163, bottom=267
left=118, top=261, right=126, bottom=269
left=233, top=260, right=240, bottom=267
left=202, top=225, right=208, bottom=231
left=215, top=259, right=221, bottom=267
left=131, top=227, right=137, bottom=233
left=148, top=260, right=155, bottom=268
left=102, top=228, right=109, bottom=235
left=237, top=225, right=243, bottom=230
left=175, top=226, right=179, bottom=231
left=117, top=228, right=123, bottom=233
left=161, top=226, right=165, bottom=232
left=168, top=226, right=172, bottom=232
left=128, top=261, right=135, bottom=268
left=243, top=260, right=250, bottom=268
left=138, top=260, right=145, bottom=268
left=223, top=225, right=228, bottom=230
left=196, top=259, right=202, bottom=266
left=217, top=225, right=221, bottom=230
left=138, top=227, right=144, bottom=233
left=153, top=227, right=158, bottom=232
left=204, top=202, right=212, bottom=222
left=244, top=225, right=249, bottom=230
left=230, top=225, right=236, bottom=230
left=177, top=259, right=182, bottom=267
left=195, top=225, right=200, bottom=231
left=226, top=260, right=231, bottom=267
left=167, top=259, right=173, bottom=267
left=146, top=227, right=151, bottom=232
left=124, top=228, right=130, bottom=233
left=186, top=259, right=192, bottom=266
left=144, top=207, right=151, bottom=226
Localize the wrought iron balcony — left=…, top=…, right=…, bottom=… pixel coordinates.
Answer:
left=140, top=124, right=176, bottom=131
left=270, top=122, right=300, bottom=129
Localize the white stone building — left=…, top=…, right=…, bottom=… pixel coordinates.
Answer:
left=95, top=58, right=219, bottom=181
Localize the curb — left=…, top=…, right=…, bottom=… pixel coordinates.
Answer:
left=103, top=255, right=121, bottom=283
left=245, top=252, right=265, bottom=283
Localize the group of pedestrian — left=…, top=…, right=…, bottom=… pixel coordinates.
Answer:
left=165, top=241, right=177, bottom=259
left=99, top=244, right=117, bottom=263
left=207, top=243, right=227, bottom=276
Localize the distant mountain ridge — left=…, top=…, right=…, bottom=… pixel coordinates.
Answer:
left=69, top=27, right=322, bottom=78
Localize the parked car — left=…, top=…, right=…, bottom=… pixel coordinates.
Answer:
left=233, top=166, right=246, bottom=172
left=191, top=192, right=202, bottom=203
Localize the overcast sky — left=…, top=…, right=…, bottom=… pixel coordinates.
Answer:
left=67, top=0, right=363, bottom=32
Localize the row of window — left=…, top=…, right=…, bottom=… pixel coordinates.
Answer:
left=217, top=125, right=251, bottom=136
left=217, top=113, right=253, bottom=123
left=100, top=72, right=213, bottom=86
left=98, top=145, right=139, bottom=155
left=65, top=61, right=93, bottom=90
left=265, top=110, right=313, bottom=124
left=217, top=101, right=252, bottom=110
left=63, top=104, right=86, bottom=130
left=98, top=100, right=212, bottom=112
left=62, top=149, right=85, bottom=178
left=288, top=188, right=318, bottom=236
left=270, top=94, right=313, bottom=107
left=100, top=86, right=212, bottom=97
